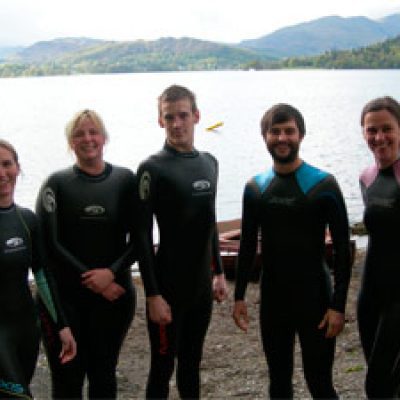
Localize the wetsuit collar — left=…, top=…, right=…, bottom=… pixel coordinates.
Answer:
left=163, top=142, right=199, bottom=158
left=73, top=162, right=112, bottom=181
left=273, top=160, right=304, bottom=177
left=0, top=203, right=15, bottom=213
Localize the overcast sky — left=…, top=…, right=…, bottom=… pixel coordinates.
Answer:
left=1, top=0, right=399, bottom=46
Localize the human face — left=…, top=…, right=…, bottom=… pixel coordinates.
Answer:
left=159, top=98, right=200, bottom=152
left=69, top=117, right=106, bottom=166
left=363, top=109, right=400, bottom=169
left=264, top=119, right=303, bottom=165
left=0, top=146, right=20, bottom=206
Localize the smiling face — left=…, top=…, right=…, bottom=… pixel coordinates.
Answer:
left=159, top=98, right=200, bottom=152
left=69, top=116, right=106, bottom=167
left=0, top=145, right=20, bottom=207
left=264, top=118, right=303, bottom=165
left=363, top=109, right=400, bottom=169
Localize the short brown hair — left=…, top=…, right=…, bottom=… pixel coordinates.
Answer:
left=261, top=103, right=306, bottom=137
left=158, top=85, right=198, bottom=115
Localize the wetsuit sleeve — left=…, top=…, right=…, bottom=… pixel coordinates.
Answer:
left=321, top=176, right=351, bottom=313
left=211, top=156, right=223, bottom=275
left=136, top=163, right=160, bottom=297
left=234, top=181, right=260, bottom=301
left=108, top=171, right=138, bottom=274
left=22, top=209, right=68, bottom=330
left=35, top=176, right=88, bottom=274
left=212, top=226, right=224, bottom=275
left=359, top=179, right=367, bottom=206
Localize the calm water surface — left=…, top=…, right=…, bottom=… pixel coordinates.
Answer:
left=1, top=69, right=399, bottom=224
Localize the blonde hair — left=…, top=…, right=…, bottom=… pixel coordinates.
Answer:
left=65, top=109, right=109, bottom=148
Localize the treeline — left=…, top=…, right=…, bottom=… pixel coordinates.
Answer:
left=1, top=35, right=399, bottom=78
left=0, top=37, right=271, bottom=78
left=244, top=35, right=400, bottom=70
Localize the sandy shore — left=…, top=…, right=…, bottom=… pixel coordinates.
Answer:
left=31, top=249, right=367, bottom=399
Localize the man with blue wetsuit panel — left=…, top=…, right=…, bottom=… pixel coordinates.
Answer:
left=233, top=103, right=351, bottom=399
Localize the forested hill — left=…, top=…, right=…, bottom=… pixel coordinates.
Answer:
left=0, top=37, right=273, bottom=77
left=276, top=35, right=400, bottom=69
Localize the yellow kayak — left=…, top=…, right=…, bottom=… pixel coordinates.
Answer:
left=206, top=121, right=224, bottom=131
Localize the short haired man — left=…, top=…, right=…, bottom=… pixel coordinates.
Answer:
left=233, top=103, right=351, bottom=398
left=137, top=85, right=227, bottom=399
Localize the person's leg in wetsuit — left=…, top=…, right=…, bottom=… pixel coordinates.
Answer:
left=0, top=317, right=40, bottom=399
left=298, top=320, right=337, bottom=399
left=146, top=296, right=212, bottom=399
left=146, top=314, right=177, bottom=399
left=358, top=296, right=400, bottom=398
left=176, top=297, right=212, bottom=398
left=40, top=288, right=135, bottom=399
left=39, top=299, right=85, bottom=399
left=86, top=292, right=135, bottom=399
left=260, top=302, right=295, bottom=399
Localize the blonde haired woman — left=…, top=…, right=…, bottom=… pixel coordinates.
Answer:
left=36, top=110, right=138, bottom=399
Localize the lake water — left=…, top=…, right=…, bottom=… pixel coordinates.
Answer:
left=1, top=69, right=399, bottom=225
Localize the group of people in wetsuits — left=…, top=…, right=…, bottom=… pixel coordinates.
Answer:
left=1, top=84, right=400, bottom=400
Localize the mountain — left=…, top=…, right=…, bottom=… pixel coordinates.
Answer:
left=1, top=13, right=400, bottom=77
left=276, top=35, right=400, bottom=69
left=0, top=46, right=23, bottom=61
left=239, top=14, right=400, bottom=57
left=8, top=37, right=105, bottom=63
left=0, top=37, right=273, bottom=77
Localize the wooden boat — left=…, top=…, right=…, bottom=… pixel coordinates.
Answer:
left=218, top=219, right=356, bottom=282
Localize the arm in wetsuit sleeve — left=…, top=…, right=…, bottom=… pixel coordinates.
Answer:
left=20, top=208, right=68, bottom=330
left=322, top=176, right=351, bottom=313
left=35, top=178, right=88, bottom=274
left=108, top=172, right=139, bottom=275
left=212, top=226, right=224, bottom=275
left=234, top=181, right=260, bottom=301
left=136, top=163, right=160, bottom=297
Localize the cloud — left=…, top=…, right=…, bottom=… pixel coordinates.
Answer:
left=0, top=0, right=399, bottom=46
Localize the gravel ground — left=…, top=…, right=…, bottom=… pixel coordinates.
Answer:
left=31, top=249, right=367, bottom=399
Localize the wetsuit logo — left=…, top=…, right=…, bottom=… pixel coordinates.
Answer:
left=6, top=237, right=24, bottom=248
left=0, top=379, right=24, bottom=395
left=84, top=205, right=106, bottom=216
left=193, top=180, right=211, bottom=191
left=42, top=187, right=56, bottom=213
left=139, top=171, right=151, bottom=201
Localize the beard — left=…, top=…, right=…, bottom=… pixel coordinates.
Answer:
left=267, top=142, right=299, bottom=164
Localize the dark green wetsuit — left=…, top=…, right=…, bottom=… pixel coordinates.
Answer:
left=0, top=205, right=66, bottom=399
left=36, top=163, right=137, bottom=399
left=235, top=162, right=351, bottom=399
left=137, top=142, right=223, bottom=399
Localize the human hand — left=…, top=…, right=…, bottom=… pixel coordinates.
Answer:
left=318, top=308, right=345, bottom=338
left=101, top=282, right=126, bottom=301
left=232, top=300, right=249, bottom=332
left=58, top=327, right=77, bottom=364
left=147, top=295, right=172, bottom=325
left=82, top=268, right=114, bottom=293
left=213, top=274, right=228, bottom=303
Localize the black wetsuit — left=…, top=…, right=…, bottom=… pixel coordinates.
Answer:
left=137, top=142, right=223, bottom=399
left=358, top=159, right=400, bottom=398
left=35, top=163, right=137, bottom=399
left=235, top=162, right=351, bottom=399
left=0, top=205, right=67, bottom=399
